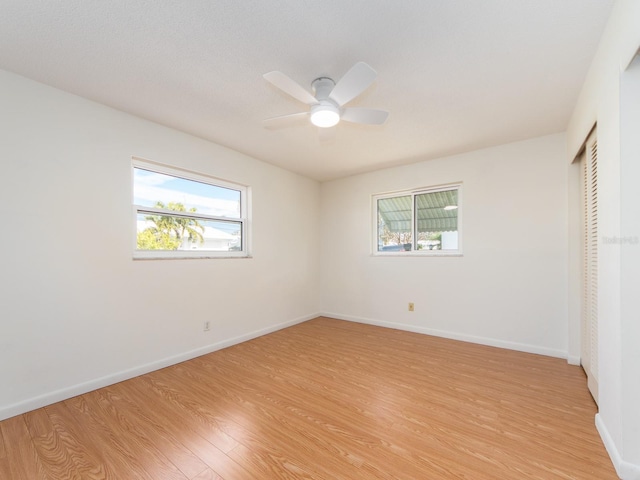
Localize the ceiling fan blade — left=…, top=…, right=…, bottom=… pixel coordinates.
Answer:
left=262, top=112, right=309, bottom=128
left=263, top=71, right=318, bottom=105
left=329, top=62, right=377, bottom=107
left=341, top=107, right=389, bottom=125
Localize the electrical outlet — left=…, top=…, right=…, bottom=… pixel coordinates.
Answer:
left=203, top=321, right=211, bottom=331
left=408, top=302, right=415, bottom=312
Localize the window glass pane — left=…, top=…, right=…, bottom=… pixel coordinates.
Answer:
left=415, top=189, right=458, bottom=250
left=133, top=168, right=241, bottom=218
left=377, top=195, right=413, bottom=251
left=136, top=213, right=242, bottom=252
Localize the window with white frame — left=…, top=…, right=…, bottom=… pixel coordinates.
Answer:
left=373, top=184, right=461, bottom=254
left=132, top=158, right=249, bottom=259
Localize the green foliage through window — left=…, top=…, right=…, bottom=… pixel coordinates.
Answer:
left=137, top=202, right=205, bottom=250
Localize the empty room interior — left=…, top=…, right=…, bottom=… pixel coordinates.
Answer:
left=1, top=1, right=639, bottom=479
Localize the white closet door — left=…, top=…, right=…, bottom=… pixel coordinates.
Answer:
left=581, top=129, right=598, bottom=404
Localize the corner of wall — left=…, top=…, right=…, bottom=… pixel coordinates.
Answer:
left=566, top=355, right=581, bottom=366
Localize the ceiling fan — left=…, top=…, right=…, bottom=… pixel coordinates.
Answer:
left=263, top=62, right=389, bottom=129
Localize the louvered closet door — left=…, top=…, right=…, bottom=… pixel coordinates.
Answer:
left=581, top=129, right=598, bottom=404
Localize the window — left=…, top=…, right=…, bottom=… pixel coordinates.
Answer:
left=132, top=158, right=249, bottom=259
left=373, top=184, right=461, bottom=255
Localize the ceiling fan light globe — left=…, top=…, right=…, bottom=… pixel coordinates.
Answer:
left=310, top=104, right=340, bottom=128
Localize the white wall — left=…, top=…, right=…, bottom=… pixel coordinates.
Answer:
left=620, top=54, right=640, bottom=473
left=566, top=0, right=640, bottom=477
left=319, top=133, right=569, bottom=358
left=0, top=69, right=321, bottom=420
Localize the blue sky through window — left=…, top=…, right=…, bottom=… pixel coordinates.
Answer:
left=133, top=168, right=240, bottom=218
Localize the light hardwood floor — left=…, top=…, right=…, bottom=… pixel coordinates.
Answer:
left=0, top=317, right=617, bottom=479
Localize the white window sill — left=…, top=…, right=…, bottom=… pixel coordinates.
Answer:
left=371, top=252, right=463, bottom=257
left=133, top=253, right=252, bottom=260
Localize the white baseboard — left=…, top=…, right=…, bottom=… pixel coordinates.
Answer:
left=322, top=312, right=568, bottom=359
left=567, top=355, right=581, bottom=366
left=0, top=313, right=318, bottom=421
left=596, top=413, right=640, bottom=480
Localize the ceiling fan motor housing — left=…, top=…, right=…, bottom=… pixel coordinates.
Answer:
left=311, top=77, right=335, bottom=100
left=311, top=77, right=340, bottom=127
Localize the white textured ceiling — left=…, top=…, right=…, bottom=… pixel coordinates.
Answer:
left=0, top=1, right=614, bottom=181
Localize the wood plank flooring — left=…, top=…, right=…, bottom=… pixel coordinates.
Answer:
left=0, top=317, right=617, bottom=479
